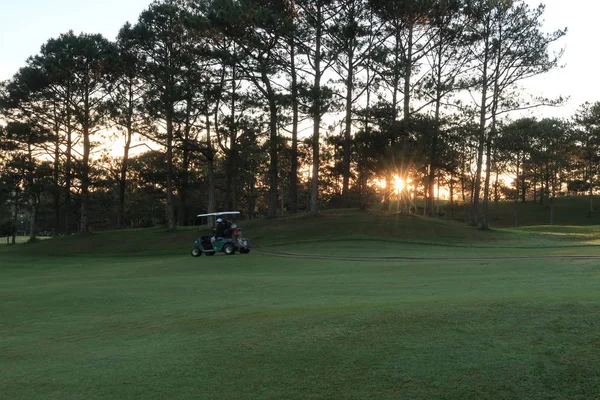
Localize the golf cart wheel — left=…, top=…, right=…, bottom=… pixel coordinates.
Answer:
left=240, top=249, right=250, bottom=254
left=223, top=243, right=236, bottom=255
left=191, top=247, right=202, bottom=257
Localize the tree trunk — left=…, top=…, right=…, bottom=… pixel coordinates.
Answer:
left=399, top=23, right=414, bottom=215
left=460, top=163, right=466, bottom=203
left=207, top=150, right=216, bottom=215
left=178, top=149, right=190, bottom=227
left=80, top=91, right=91, bottom=234
left=494, top=168, right=499, bottom=220
left=267, top=95, right=278, bottom=218
left=226, top=63, right=238, bottom=212
left=341, top=37, right=354, bottom=206
left=289, top=35, right=299, bottom=214
left=310, top=4, right=323, bottom=215
left=428, top=61, right=443, bottom=217
left=589, top=161, right=594, bottom=216
left=165, top=109, right=176, bottom=230
left=384, top=29, right=402, bottom=212
left=118, top=83, right=135, bottom=229
left=206, top=113, right=216, bottom=220
left=472, top=24, right=491, bottom=226
left=118, top=125, right=132, bottom=229
left=12, top=190, right=18, bottom=245
left=436, top=174, right=441, bottom=216
left=429, top=22, right=453, bottom=217
left=27, top=144, right=37, bottom=241
left=514, top=157, right=520, bottom=227
left=523, top=170, right=529, bottom=203
left=29, top=203, right=37, bottom=241
left=64, top=96, right=72, bottom=234
left=248, top=174, right=256, bottom=219
left=472, top=112, right=486, bottom=225
left=550, top=192, right=555, bottom=225
left=544, top=172, right=550, bottom=207
left=53, top=119, right=61, bottom=234
left=481, top=121, right=496, bottom=230
left=383, top=165, right=393, bottom=211
left=449, top=176, right=454, bottom=218
left=359, top=26, right=372, bottom=211
left=178, top=100, right=193, bottom=227
left=482, top=15, right=504, bottom=231
left=403, top=23, right=413, bottom=123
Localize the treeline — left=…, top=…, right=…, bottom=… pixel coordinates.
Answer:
left=2, top=0, right=593, bottom=239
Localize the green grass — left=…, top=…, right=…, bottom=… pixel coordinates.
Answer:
left=440, top=195, right=600, bottom=227
left=1, top=211, right=599, bottom=399
left=0, top=210, right=567, bottom=257
left=0, top=236, right=52, bottom=245
left=0, top=236, right=32, bottom=245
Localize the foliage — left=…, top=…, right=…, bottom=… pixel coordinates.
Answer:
left=1, top=0, right=593, bottom=233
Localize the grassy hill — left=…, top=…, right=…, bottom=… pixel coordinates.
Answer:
left=442, top=195, right=600, bottom=227
left=3, top=201, right=600, bottom=258
left=1, top=208, right=599, bottom=399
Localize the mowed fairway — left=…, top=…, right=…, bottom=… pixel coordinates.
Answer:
left=1, top=250, right=599, bottom=399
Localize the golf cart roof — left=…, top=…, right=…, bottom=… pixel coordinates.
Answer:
left=196, top=211, right=241, bottom=218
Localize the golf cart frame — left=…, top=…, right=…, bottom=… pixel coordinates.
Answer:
left=191, top=211, right=251, bottom=257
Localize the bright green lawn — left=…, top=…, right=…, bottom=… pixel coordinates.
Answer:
left=1, top=212, right=600, bottom=398
left=1, top=249, right=599, bottom=399
left=0, top=236, right=33, bottom=245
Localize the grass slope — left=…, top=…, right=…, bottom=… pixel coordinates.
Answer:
left=3, top=209, right=599, bottom=258
left=442, top=195, right=600, bottom=227
left=1, top=253, right=599, bottom=399
left=1, top=211, right=599, bottom=399
left=2, top=211, right=496, bottom=257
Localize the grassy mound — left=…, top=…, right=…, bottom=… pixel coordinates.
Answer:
left=2, top=208, right=599, bottom=399
left=3, top=207, right=600, bottom=257
left=444, top=195, right=600, bottom=227
left=0, top=210, right=515, bottom=257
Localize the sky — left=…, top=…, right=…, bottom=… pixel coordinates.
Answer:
left=0, top=0, right=599, bottom=120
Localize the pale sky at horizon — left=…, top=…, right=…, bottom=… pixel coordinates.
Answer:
left=0, top=0, right=598, bottom=120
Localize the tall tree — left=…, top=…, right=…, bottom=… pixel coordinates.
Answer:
left=329, top=0, right=379, bottom=205
left=2, top=122, right=54, bottom=239
left=203, top=0, right=293, bottom=217
left=422, top=0, right=467, bottom=216
left=573, top=102, right=600, bottom=216
left=296, top=0, right=337, bottom=215
left=63, top=34, right=113, bottom=233
left=106, top=24, right=147, bottom=228
left=464, top=0, right=565, bottom=229
left=285, top=0, right=302, bottom=213
left=497, top=117, right=535, bottom=226
left=2, top=64, right=71, bottom=233
left=533, top=118, right=571, bottom=224
left=132, top=1, right=195, bottom=229
left=18, top=32, right=113, bottom=233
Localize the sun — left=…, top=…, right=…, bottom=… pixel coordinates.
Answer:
left=393, top=176, right=405, bottom=192
left=374, top=176, right=405, bottom=192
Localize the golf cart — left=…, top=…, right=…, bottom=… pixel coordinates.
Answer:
left=190, top=211, right=251, bottom=257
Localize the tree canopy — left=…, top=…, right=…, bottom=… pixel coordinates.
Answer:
left=2, top=0, right=592, bottom=236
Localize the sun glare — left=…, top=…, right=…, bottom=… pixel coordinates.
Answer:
left=375, top=179, right=387, bottom=189
left=375, top=176, right=405, bottom=192
left=393, top=176, right=405, bottom=192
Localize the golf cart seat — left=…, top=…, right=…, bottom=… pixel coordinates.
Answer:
left=200, top=236, right=213, bottom=250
